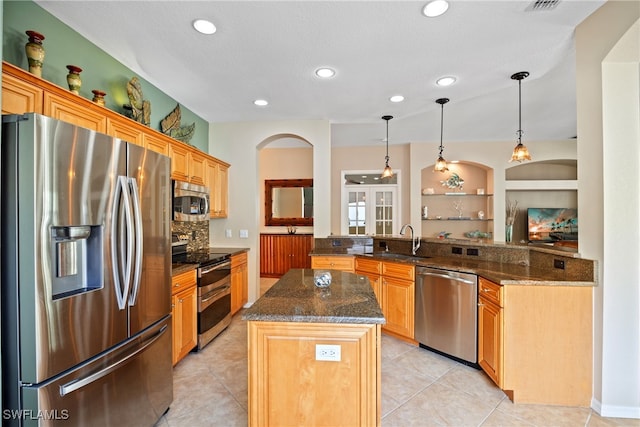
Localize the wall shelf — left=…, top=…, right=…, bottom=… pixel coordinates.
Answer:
left=505, top=180, right=577, bottom=190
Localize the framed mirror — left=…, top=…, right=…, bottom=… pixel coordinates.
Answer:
left=265, top=179, right=313, bottom=226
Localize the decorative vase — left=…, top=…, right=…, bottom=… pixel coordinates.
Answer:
left=24, top=30, right=45, bottom=77
left=92, top=89, right=106, bottom=106
left=66, top=65, right=83, bottom=95
left=505, top=224, right=513, bottom=243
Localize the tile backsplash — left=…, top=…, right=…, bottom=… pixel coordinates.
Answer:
left=172, top=221, right=209, bottom=251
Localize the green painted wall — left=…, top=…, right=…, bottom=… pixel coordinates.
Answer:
left=2, top=1, right=209, bottom=152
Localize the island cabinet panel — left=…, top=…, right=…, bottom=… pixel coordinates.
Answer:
left=248, top=321, right=381, bottom=427
left=259, top=234, right=314, bottom=278
left=478, top=277, right=593, bottom=406
left=231, top=252, right=248, bottom=315
left=310, top=255, right=354, bottom=272
left=2, top=72, right=43, bottom=114
left=171, top=270, right=197, bottom=366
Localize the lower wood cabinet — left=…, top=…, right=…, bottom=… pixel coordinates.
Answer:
left=247, top=321, right=381, bottom=426
left=310, top=255, right=354, bottom=272
left=231, top=251, right=248, bottom=315
left=355, top=257, right=415, bottom=342
left=477, top=277, right=593, bottom=406
left=259, top=234, right=314, bottom=278
left=171, top=270, right=197, bottom=366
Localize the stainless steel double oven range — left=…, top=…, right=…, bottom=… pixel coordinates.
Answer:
left=172, top=241, right=232, bottom=350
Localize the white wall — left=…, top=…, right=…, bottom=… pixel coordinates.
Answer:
left=576, top=1, right=640, bottom=418
left=208, top=120, right=331, bottom=304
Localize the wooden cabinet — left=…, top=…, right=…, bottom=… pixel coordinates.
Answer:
left=477, top=277, right=593, bottom=406
left=231, top=251, right=248, bottom=315
left=169, top=143, right=206, bottom=185
left=478, top=277, right=503, bottom=386
left=143, top=132, right=170, bottom=156
left=171, top=270, right=197, bottom=366
left=106, top=117, right=144, bottom=146
left=355, top=257, right=415, bottom=342
left=247, top=321, right=381, bottom=426
left=310, top=255, right=354, bottom=272
left=206, top=159, right=229, bottom=218
left=259, top=234, right=314, bottom=278
left=1, top=60, right=230, bottom=196
left=2, top=71, right=43, bottom=114
left=43, top=91, right=107, bottom=133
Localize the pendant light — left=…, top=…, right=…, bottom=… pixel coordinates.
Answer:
left=381, top=115, right=394, bottom=178
left=433, top=98, right=450, bottom=173
left=509, top=71, right=532, bottom=162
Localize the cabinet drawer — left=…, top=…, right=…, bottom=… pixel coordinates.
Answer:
left=172, top=269, right=197, bottom=295
left=382, top=261, right=415, bottom=281
left=311, top=256, right=354, bottom=271
left=479, top=277, right=503, bottom=307
left=354, top=257, right=382, bottom=275
left=231, top=251, right=248, bottom=268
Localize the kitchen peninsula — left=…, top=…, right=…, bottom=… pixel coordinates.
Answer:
left=242, top=268, right=384, bottom=427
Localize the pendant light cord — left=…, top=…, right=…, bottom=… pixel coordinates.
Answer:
left=439, top=102, right=445, bottom=156
left=517, top=76, right=523, bottom=143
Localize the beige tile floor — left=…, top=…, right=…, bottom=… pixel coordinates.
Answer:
left=155, top=280, right=640, bottom=427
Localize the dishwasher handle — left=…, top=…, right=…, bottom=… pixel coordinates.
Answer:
left=417, top=270, right=475, bottom=285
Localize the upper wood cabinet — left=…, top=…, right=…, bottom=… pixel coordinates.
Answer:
left=169, top=143, right=207, bottom=185
left=2, top=60, right=230, bottom=199
left=2, top=71, right=43, bottom=114
left=206, top=159, right=229, bottom=218
left=43, top=91, right=107, bottom=133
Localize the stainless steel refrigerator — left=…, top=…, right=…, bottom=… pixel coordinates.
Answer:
left=1, top=114, right=173, bottom=426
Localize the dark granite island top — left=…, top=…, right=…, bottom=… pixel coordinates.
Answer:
left=242, top=268, right=385, bottom=324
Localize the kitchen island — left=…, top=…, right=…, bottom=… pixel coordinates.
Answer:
left=242, top=268, right=384, bottom=427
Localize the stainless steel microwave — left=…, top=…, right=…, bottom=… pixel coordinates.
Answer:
left=173, top=180, right=210, bottom=221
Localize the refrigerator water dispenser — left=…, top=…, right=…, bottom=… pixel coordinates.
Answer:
left=50, top=225, right=103, bottom=299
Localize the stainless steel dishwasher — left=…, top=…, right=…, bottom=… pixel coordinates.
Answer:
left=415, top=266, right=478, bottom=366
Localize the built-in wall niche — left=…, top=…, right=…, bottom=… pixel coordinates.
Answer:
left=505, top=159, right=577, bottom=245
left=420, top=162, right=494, bottom=240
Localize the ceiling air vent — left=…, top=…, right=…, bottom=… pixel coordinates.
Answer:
left=526, top=0, right=560, bottom=11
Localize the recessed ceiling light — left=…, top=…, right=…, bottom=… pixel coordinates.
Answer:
left=436, top=76, right=457, bottom=86
left=315, top=67, right=336, bottom=78
left=193, top=19, right=216, bottom=35
left=422, top=0, right=449, bottom=17
left=390, top=95, right=405, bottom=103
left=254, top=99, right=268, bottom=107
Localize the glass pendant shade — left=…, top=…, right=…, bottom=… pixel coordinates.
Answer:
left=434, top=155, right=449, bottom=172
left=381, top=115, right=393, bottom=178
left=509, top=71, right=531, bottom=163
left=434, top=98, right=449, bottom=173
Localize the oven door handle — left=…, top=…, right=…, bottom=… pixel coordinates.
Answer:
left=200, top=262, right=230, bottom=275
left=201, top=285, right=230, bottom=303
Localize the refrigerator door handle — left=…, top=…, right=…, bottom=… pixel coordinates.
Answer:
left=111, top=176, right=134, bottom=310
left=128, top=177, right=144, bottom=306
left=59, top=324, right=168, bottom=396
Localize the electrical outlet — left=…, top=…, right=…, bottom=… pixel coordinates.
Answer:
left=225, top=229, right=232, bottom=238
left=379, top=241, right=387, bottom=249
left=467, top=248, right=479, bottom=256
left=554, top=259, right=565, bottom=270
left=332, top=239, right=342, bottom=247
left=452, top=247, right=463, bottom=254
left=239, top=229, right=248, bottom=238
left=315, top=344, right=341, bottom=362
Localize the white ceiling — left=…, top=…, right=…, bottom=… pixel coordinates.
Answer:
left=35, top=0, right=605, bottom=148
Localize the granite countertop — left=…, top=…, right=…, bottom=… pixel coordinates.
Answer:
left=171, top=263, right=198, bottom=276
left=310, top=248, right=594, bottom=286
left=208, top=246, right=250, bottom=255
left=242, top=269, right=385, bottom=324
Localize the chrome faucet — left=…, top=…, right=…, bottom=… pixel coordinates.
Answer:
left=399, top=224, right=420, bottom=255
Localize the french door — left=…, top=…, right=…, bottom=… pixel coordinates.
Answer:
left=341, top=172, right=399, bottom=236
